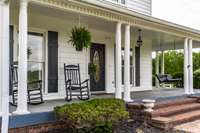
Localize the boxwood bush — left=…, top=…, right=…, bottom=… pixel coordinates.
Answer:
left=54, top=98, right=129, bottom=133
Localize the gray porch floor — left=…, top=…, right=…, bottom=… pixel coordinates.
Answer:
left=9, top=88, right=200, bottom=114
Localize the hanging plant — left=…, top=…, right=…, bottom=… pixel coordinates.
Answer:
left=88, top=62, right=97, bottom=76
left=69, top=26, right=91, bottom=51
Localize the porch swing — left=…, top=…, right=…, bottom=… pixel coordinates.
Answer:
left=155, top=39, right=182, bottom=87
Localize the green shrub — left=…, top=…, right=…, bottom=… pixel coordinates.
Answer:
left=152, top=75, right=156, bottom=86
left=171, top=72, right=183, bottom=87
left=194, top=69, right=200, bottom=89
left=54, top=98, right=129, bottom=133
left=172, top=72, right=183, bottom=79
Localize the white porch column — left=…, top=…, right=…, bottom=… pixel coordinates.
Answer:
left=184, top=38, right=189, bottom=94
left=124, top=24, right=131, bottom=101
left=14, top=0, right=29, bottom=114
left=161, top=51, right=165, bottom=74
left=0, top=0, right=10, bottom=132
left=188, top=39, right=193, bottom=94
left=0, top=0, right=2, bottom=115
left=155, top=51, right=160, bottom=88
left=115, top=22, right=122, bottom=99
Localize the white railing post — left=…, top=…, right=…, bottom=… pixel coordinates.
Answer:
left=115, top=22, right=122, bottom=99
left=13, top=0, right=29, bottom=114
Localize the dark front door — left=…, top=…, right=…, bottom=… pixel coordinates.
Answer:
left=90, top=43, right=105, bottom=91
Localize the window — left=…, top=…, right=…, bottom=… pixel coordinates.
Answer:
left=122, top=48, right=134, bottom=85
left=27, top=33, right=45, bottom=88
left=108, top=0, right=126, bottom=5
left=15, top=32, right=45, bottom=91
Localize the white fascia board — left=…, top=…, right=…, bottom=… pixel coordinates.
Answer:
left=81, top=0, right=200, bottom=38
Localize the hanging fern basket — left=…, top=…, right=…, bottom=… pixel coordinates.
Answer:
left=69, top=26, right=91, bottom=51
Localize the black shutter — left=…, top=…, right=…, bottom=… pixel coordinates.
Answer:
left=135, top=47, right=140, bottom=86
left=48, top=31, right=58, bottom=93
left=9, top=25, right=14, bottom=95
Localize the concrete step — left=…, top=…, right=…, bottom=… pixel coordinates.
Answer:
left=151, top=110, right=200, bottom=129
left=152, top=102, right=200, bottom=117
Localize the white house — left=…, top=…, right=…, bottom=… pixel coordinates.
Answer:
left=1, top=0, right=200, bottom=131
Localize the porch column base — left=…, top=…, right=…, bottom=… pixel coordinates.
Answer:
left=124, top=98, right=134, bottom=102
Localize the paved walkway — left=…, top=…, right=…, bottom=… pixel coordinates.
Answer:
left=174, top=120, right=200, bottom=133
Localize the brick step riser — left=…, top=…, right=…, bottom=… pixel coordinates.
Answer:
left=172, top=115, right=200, bottom=127
left=154, top=99, right=197, bottom=109
left=152, top=113, right=200, bottom=129
left=152, top=104, right=200, bottom=117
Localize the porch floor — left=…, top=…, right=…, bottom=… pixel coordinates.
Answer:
left=9, top=88, right=200, bottom=114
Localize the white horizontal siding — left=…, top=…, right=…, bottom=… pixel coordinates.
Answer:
left=140, top=39, right=152, bottom=88
left=126, top=0, right=151, bottom=15
left=94, top=0, right=152, bottom=15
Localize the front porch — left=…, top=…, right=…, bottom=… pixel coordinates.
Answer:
left=9, top=88, right=200, bottom=114
left=7, top=88, right=200, bottom=130
left=1, top=0, right=200, bottom=132
left=1, top=0, right=200, bottom=115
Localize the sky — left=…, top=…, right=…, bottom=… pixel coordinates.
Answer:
left=152, top=0, right=200, bottom=30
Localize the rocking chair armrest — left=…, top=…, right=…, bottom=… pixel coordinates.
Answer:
left=65, top=79, right=71, bottom=85
left=81, top=79, right=89, bottom=85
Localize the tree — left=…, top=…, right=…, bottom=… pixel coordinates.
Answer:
left=152, top=50, right=200, bottom=89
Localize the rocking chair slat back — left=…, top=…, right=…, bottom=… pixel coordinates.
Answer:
left=64, top=64, right=81, bottom=85
left=64, top=63, right=90, bottom=101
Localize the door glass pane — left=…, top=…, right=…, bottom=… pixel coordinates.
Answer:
left=27, top=33, right=44, bottom=83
